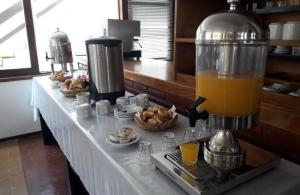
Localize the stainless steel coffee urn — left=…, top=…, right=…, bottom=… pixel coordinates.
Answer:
left=46, top=28, right=74, bottom=73
left=85, top=37, right=125, bottom=104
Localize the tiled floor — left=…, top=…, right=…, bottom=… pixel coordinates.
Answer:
left=0, top=140, right=27, bottom=195
left=0, top=134, right=69, bottom=195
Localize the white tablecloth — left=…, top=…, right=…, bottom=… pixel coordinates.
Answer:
left=32, top=76, right=300, bottom=195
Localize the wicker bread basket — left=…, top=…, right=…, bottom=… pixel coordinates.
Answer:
left=134, top=111, right=178, bottom=131
left=49, top=75, right=72, bottom=82
left=60, top=86, right=89, bottom=97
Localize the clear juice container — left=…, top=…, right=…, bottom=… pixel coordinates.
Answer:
left=195, top=6, right=269, bottom=130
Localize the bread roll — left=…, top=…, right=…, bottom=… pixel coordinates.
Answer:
left=143, top=111, right=154, bottom=118
left=64, top=79, right=72, bottom=88
left=147, top=118, right=158, bottom=125
left=148, top=106, right=158, bottom=113
left=158, top=108, right=169, bottom=118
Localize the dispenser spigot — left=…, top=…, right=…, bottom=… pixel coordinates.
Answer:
left=188, top=96, right=208, bottom=127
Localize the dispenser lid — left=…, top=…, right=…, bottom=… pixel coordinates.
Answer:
left=196, top=0, right=269, bottom=43
left=50, top=28, right=70, bottom=43
left=85, top=37, right=121, bottom=46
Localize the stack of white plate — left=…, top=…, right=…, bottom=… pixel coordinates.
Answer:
left=113, top=104, right=139, bottom=120
left=274, top=46, right=291, bottom=54
left=263, top=83, right=292, bottom=93
left=289, top=89, right=300, bottom=97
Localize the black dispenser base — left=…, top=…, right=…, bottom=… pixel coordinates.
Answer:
left=92, top=89, right=125, bottom=105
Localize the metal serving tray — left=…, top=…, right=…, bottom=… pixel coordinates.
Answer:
left=152, top=140, right=281, bottom=195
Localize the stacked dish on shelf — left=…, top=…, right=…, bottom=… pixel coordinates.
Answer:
left=282, top=22, right=300, bottom=40
left=263, top=83, right=293, bottom=93
left=273, top=46, right=291, bottom=54
left=289, top=89, right=300, bottom=97
left=269, top=22, right=300, bottom=40
left=263, top=83, right=300, bottom=98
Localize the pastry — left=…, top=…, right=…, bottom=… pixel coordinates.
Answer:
left=108, top=127, right=136, bottom=144
left=64, top=79, right=72, bottom=88
left=120, top=127, right=133, bottom=136
left=50, top=71, right=69, bottom=81
left=137, top=105, right=174, bottom=127
left=142, top=111, right=154, bottom=119
left=153, top=114, right=163, bottom=124
left=66, top=79, right=86, bottom=90
left=147, top=118, right=158, bottom=125
left=148, top=106, right=158, bottom=113
left=158, top=108, right=169, bottom=118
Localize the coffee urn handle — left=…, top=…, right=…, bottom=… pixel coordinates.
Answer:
left=188, top=96, right=208, bottom=127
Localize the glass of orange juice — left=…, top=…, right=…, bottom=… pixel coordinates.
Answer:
left=180, top=129, right=200, bottom=166
left=180, top=141, right=200, bottom=166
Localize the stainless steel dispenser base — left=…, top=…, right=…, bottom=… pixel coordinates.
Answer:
left=152, top=140, right=280, bottom=195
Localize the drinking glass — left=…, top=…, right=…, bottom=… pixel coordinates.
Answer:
left=183, top=128, right=199, bottom=141
left=180, top=129, right=200, bottom=166
left=135, top=93, right=150, bottom=107
left=96, top=100, right=111, bottom=116
left=138, top=139, right=153, bottom=165
left=197, top=119, right=216, bottom=140
left=161, top=132, right=176, bottom=152
left=76, top=92, right=90, bottom=105
left=116, top=97, right=130, bottom=106
left=180, top=141, right=199, bottom=166
left=76, top=103, right=91, bottom=119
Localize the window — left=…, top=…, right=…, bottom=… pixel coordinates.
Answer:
left=128, top=0, right=174, bottom=60
left=0, top=0, right=118, bottom=77
left=33, top=0, right=119, bottom=72
left=0, top=0, right=39, bottom=77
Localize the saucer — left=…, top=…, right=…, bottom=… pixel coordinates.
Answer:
left=106, top=134, right=141, bottom=147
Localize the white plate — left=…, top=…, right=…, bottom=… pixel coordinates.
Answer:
left=51, top=81, right=60, bottom=88
left=114, top=111, right=136, bottom=116
left=106, top=134, right=141, bottom=147
left=114, top=115, right=135, bottom=119
left=113, top=105, right=139, bottom=118
left=114, top=113, right=135, bottom=117
left=114, top=117, right=133, bottom=121
left=115, top=104, right=139, bottom=112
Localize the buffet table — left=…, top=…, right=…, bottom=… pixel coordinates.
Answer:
left=32, top=76, right=300, bottom=195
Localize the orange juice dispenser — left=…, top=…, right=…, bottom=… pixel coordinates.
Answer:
left=189, top=0, right=269, bottom=172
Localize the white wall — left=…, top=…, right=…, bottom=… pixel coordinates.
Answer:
left=0, top=79, right=41, bottom=139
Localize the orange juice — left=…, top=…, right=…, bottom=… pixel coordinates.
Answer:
left=196, top=70, right=264, bottom=116
left=180, top=141, right=200, bottom=166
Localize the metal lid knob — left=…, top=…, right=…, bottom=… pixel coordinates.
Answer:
left=228, top=0, right=239, bottom=11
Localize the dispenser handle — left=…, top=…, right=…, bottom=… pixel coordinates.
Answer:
left=188, top=96, right=208, bottom=128
left=189, top=96, right=206, bottom=110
